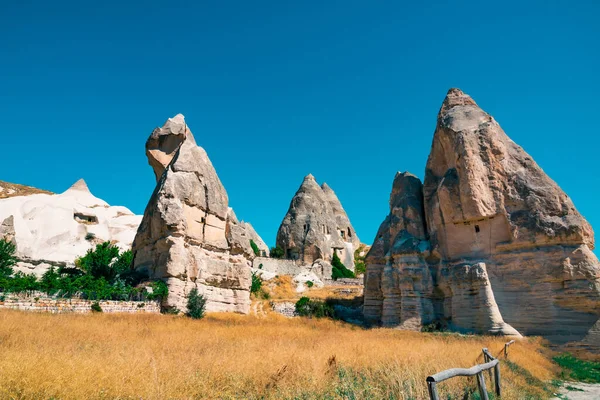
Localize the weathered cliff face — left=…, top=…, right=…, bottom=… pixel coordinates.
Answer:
left=132, top=115, right=267, bottom=313
left=276, top=175, right=359, bottom=269
left=364, top=172, right=520, bottom=336
left=365, top=89, right=599, bottom=346
left=0, top=180, right=141, bottom=276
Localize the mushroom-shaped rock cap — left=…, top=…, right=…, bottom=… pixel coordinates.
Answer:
left=146, top=114, right=196, bottom=182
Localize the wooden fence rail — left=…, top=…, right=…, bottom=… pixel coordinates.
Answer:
left=503, top=340, right=515, bottom=358
left=426, top=342, right=514, bottom=400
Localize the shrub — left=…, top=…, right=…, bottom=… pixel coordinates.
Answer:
left=353, top=245, right=367, bottom=276
left=0, top=237, right=17, bottom=278
left=251, top=271, right=262, bottom=295
left=76, top=242, right=121, bottom=280
left=295, top=296, right=335, bottom=318
left=269, top=246, right=285, bottom=259
left=331, top=251, right=355, bottom=280
left=306, top=280, right=314, bottom=288
left=90, top=301, right=103, bottom=313
left=84, top=232, right=96, bottom=241
left=146, top=280, right=169, bottom=301
left=186, top=288, right=206, bottom=319
left=249, top=240, right=260, bottom=257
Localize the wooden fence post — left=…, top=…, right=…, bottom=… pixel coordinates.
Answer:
left=494, top=363, right=501, bottom=397
left=482, top=348, right=494, bottom=383
left=476, top=372, right=489, bottom=400
left=427, top=381, right=439, bottom=400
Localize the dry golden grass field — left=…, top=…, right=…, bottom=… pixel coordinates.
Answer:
left=0, top=309, right=561, bottom=400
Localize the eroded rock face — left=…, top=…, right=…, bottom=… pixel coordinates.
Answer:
left=276, top=174, right=360, bottom=269
left=365, top=89, right=599, bottom=345
left=0, top=180, right=142, bottom=276
left=132, top=115, right=268, bottom=314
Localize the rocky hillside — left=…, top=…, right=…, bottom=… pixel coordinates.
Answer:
left=364, top=88, right=600, bottom=349
left=0, top=179, right=141, bottom=276
left=0, top=181, right=53, bottom=199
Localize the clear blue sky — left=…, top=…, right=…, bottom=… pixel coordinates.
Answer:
left=2, top=1, right=599, bottom=249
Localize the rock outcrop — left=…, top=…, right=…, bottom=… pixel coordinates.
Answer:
left=365, top=89, right=599, bottom=346
left=276, top=174, right=360, bottom=270
left=132, top=114, right=268, bottom=313
left=0, top=180, right=141, bottom=276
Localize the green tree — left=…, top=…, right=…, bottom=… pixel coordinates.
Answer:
left=0, top=238, right=17, bottom=278
left=76, top=242, right=132, bottom=281
left=249, top=240, right=261, bottom=256
left=186, top=288, right=206, bottom=319
left=251, top=271, right=262, bottom=294
left=331, top=251, right=355, bottom=280
left=269, top=246, right=285, bottom=259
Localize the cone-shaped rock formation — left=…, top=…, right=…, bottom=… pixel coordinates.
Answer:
left=276, top=175, right=359, bottom=269
left=365, top=89, right=599, bottom=346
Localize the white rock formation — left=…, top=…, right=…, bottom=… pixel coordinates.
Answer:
left=0, top=179, right=142, bottom=276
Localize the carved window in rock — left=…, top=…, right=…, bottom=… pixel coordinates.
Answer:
left=340, top=230, right=346, bottom=239
left=347, top=227, right=352, bottom=238
left=74, top=213, right=98, bottom=225
left=475, top=225, right=480, bottom=233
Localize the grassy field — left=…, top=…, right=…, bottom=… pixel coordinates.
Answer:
left=0, top=310, right=561, bottom=400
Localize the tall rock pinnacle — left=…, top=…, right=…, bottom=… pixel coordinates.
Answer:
left=365, top=89, right=599, bottom=346
left=132, top=115, right=268, bottom=313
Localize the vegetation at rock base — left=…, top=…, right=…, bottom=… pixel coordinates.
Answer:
left=554, top=353, right=600, bottom=383
left=0, top=241, right=166, bottom=302
left=0, top=311, right=560, bottom=399
left=331, top=251, right=355, bottom=280
left=0, top=238, right=17, bottom=277
left=269, top=245, right=285, bottom=259
left=353, top=244, right=368, bottom=276
left=186, top=288, right=206, bottom=319
left=250, top=239, right=261, bottom=256
left=90, top=301, right=103, bottom=313
left=295, top=296, right=335, bottom=318
left=250, top=272, right=270, bottom=300
left=251, top=271, right=262, bottom=294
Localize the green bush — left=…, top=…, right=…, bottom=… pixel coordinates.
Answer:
left=353, top=246, right=367, bottom=275
left=251, top=271, right=262, bottom=294
left=90, top=301, right=103, bottom=312
left=331, top=251, right=355, bottom=280
left=76, top=242, right=121, bottom=280
left=295, top=296, right=335, bottom=318
left=0, top=237, right=17, bottom=278
left=0, top=243, right=164, bottom=302
left=250, top=240, right=261, bottom=257
left=146, top=280, right=169, bottom=301
left=186, top=288, right=206, bottom=319
left=269, top=246, right=285, bottom=259
left=306, top=280, right=314, bottom=288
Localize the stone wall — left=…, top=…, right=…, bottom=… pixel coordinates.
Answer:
left=253, top=257, right=300, bottom=275
left=0, top=292, right=160, bottom=314
left=271, top=301, right=297, bottom=317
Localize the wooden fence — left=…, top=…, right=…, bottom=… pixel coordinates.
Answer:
left=426, top=341, right=515, bottom=400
